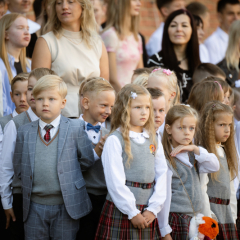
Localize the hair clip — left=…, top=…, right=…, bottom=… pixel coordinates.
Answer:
left=212, top=104, right=216, bottom=109
left=152, top=68, right=161, bottom=73
left=163, top=69, right=173, bottom=76
left=214, top=81, right=223, bottom=91
left=235, top=80, right=240, bottom=88
left=131, top=92, right=138, bottom=99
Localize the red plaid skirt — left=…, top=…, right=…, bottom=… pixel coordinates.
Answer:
left=95, top=200, right=161, bottom=240
left=169, top=212, right=192, bottom=240
left=217, top=223, right=239, bottom=240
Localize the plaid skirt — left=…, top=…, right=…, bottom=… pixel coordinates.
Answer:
left=94, top=200, right=161, bottom=240
left=217, top=223, right=239, bottom=240
left=169, top=212, right=192, bottom=240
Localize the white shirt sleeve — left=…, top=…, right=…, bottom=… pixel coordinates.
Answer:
left=0, top=120, right=17, bottom=209
left=230, top=179, right=237, bottom=222
left=157, top=167, right=173, bottom=237
left=101, top=135, right=141, bottom=220
left=145, top=137, right=168, bottom=217
left=195, top=147, right=220, bottom=173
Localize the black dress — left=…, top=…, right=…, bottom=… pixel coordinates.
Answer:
left=147, top=51, right=193, bottom=103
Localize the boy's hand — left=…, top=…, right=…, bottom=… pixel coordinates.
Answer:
left=162, top=234, right=173, bottom=240
left=94, top=135, right=108, bottom=157
left=131, top=213, right=148, bottom=229
left=4, top=208, right=16, bottom=229
left=170, top=145, right=200, bottom=157
left=142, top=210, right=155, bottom=225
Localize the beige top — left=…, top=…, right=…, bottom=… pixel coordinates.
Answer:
left=41, top=29, right=102, bottom=118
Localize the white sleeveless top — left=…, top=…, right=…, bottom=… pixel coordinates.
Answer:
left=42, top=29, right=102, bottom=118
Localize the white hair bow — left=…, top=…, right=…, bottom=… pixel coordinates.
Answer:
left=131, top=92, right=138, bottom=99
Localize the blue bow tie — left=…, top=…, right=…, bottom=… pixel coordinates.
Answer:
left=86, top=123, right=101, bottom=133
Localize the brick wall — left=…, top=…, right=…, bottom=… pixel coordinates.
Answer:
left=139, top=0, right=219, bottom=42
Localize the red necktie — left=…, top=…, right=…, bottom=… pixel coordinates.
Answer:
left=44, top=125, right=54, bottom=142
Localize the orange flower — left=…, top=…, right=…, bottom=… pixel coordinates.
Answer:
left=150, top=144, right=156, bottom=154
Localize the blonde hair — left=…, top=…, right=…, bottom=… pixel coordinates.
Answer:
left=110, top=84, right=157, bottom=167
left=29, top=68, right=57, bottom=80
left=195, top=101, right=238, bottom=181
left=0, top=13, right=30, bottom=82
left=32, top=75, right=67, bottom=99
left=46, top=0, right=99, bottom=47
left=132, top=73, right=149, bottom=87
left=148, top=68, right=180, bottom=107
left=225, top=20, right=240, bottom=72
left=103, top=0, right=139, bottom=41
left=188, top=80, right=224, bottom=113
left=162, top=105, right=198, bottom=169
left=81, top=77, right=114, bottom=97
left=11, top=72, right=29, bottom=92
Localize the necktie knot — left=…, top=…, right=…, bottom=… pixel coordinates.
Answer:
left=44, top=124, right=54, bottom=142
left=86, top=123, right=101, bottom=133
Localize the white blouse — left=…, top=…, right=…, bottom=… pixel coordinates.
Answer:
left=101, top=128, right=168, bottom=220
left=157, top=146, right=220, bottom=237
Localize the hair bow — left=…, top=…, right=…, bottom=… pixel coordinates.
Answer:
left=151, top=68, right=161, bottom=73
left=163, top=69, right=173, bottom=76
left=131, top=92, right=138, bottom=99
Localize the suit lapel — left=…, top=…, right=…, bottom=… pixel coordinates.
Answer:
left=28, top=121, right=39, bottom=174
left=57, top=116, right=69, bottom=162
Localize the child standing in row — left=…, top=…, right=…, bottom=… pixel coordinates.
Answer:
left=95, top=84, right=168, bottom=239
left=0, top=68, right=56, bottom=239
left=197, top=101, right=239, bottom=240
left=13, top=75, right=95, bottom=239
left=159, top=105, right=219, bottom=240
left=78, top=78, right=115, bottom=240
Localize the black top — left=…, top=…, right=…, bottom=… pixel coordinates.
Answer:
left=14, top=61, right=23, bottom=75
left=26, top=33, right=38, bottom=58
left=147, top=51, right=193, bottom=103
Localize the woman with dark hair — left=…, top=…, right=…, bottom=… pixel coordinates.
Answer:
left=148, top=9, right=201, bottom=102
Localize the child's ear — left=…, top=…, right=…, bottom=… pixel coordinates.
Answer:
left=232, top=104, right=236, bottom=111
left=5, top=31, right=9, bottom=40
left=10, top=91, right=13, bottom=102
left=170, top=92, right=176, bottom=101
left=82, top=97, right=90, bottom=110
left=61, top=98, right=67, bottom=109
left=165, top=124, right=171, bottom=134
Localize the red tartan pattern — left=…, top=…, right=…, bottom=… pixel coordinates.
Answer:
left=209, top=197, right=230, bottom=205
left=169, top=212, right=192, bottom=240
left=125, top=180, right=155, bottom=189
left=217, top=223, right=239, bottom=240
left=95, top=200, right=161, bottom=240
left=44, top=125, right=53, bottom=142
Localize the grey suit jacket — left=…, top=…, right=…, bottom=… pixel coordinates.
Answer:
left=13, top=116, right=95, bottom=222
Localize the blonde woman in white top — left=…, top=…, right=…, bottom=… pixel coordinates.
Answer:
left=32, top=0, right=108, bottom=118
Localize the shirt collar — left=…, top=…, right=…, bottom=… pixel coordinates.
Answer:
left=129, top=128, right=149, bottom=139
left=12, top=109, right=18, bottom=117
left=7, top=53, right=15, bottom=67
left=39, top=114, right=61, bottom=130
left=217, top=27, right=228, bottom=42
left=79, top=114, right=101, bottom=128
left=27, top=107, right=39, bottom=122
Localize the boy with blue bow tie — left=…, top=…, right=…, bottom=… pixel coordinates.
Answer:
left=77, top=77, right=115, bottom=240
left=13, top=75, right=95, bottom=240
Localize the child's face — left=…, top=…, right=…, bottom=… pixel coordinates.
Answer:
left=152, top=96, right=166, bottom=130
left=223, top=90, right=230, bottom=105
left=129, top=94, right=150, bottom=133
left=234, top=98, right=240, bottom=121
left=5, top=17, right=30, bottom=48
left=147, top=76, right=172, bottom=112
left=27, top=76, right=38, bottom=110
left=214, top=113, right=232, bottom=143
left=7, top=0, right=32, bottom=14
left=10, top=80, right=29, bottom=114
left=35, top=88, right=66, bottom=124
left=166, top=116, right=196, bottom=148
left=82, top=90, right=115, bottom=125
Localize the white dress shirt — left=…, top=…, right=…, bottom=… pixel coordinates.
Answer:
left=5, top=10, right=40, bottom=34
left=199, top=44, right=210, bottom=63
left=157, top=146, right=220, bottom=237
left=102, top=128, right=168, bottom=220
left=146, top=22, right=164, bottom=57
left=204, top=27, right=229, bottom=64
left=200, top=146, right=237, bottom=222
left=0, top=108, right=38, bottom=209
left=39, top=115, right=60, bottom=140
left=79, top=115, right=101, bottom=161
